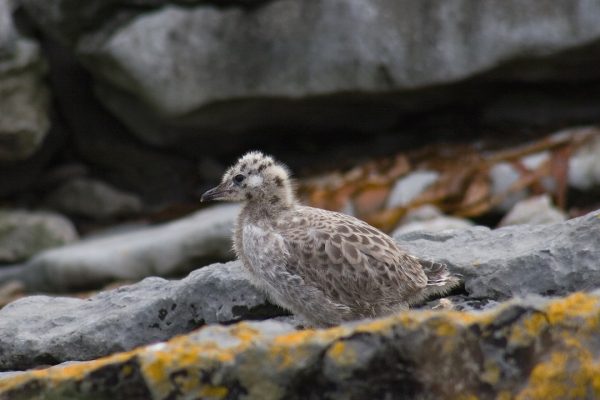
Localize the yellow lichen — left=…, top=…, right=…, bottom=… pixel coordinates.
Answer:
left=327, top=341, right=357, bottom=366
left=121, top=363, right=133, bottom=377
left=355, top=315, right=400, bottom=333
left=509, top=313, right=548, bottom=345
left=456, top=394, right=479, bottom=400
left=546, top=292, right=599, bottom=325
left=35, top=350, right=134, bottom=382
left=517, top=352, right=569, bottom=400
left=481, top=360, right=501, bottom=385
left=496, top=391, right=513, bottom=400
left=199, top=385, right=229, bottom=399
left=229, top=323, right=261, bottom=344
left=272, top=330, right=315, bottom=347
left=516, top=345, right=600, bottom=400
left=433, top=319, right=458, bottom=337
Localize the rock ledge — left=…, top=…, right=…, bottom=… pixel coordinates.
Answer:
left=2, top=291, right=600, bottom=399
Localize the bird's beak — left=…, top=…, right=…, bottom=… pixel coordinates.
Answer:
left=201, top=184, right=228, bottom=202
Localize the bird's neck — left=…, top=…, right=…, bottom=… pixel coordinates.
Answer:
left=242, top=186, right=296, bottom=220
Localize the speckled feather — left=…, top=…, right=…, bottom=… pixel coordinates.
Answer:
left=205, top=151, right=459, bottom=327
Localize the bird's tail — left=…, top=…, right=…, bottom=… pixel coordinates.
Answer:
left=419, top=259, right=461, bottom=298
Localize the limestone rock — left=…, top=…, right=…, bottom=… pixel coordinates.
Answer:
left=396, top=209, right=600, bottom=299
left=0, top=209, right=77, bottom=263
left=392, top=205, right=473, bottom=235
left=21, top=0, right=600, bottom=147
left=570, top=134, right=600, bottom=191
left=0, top=204, right=238, bottom=291
left=44, top=177, right=143, bottom=219
left=387, top=171, right=439, bottom=209
left=38, top=37, right=198, bottom=206
left=1, top=292, right=599, bottom=399
left=0, top=0, right=50, bottom=161
left=499, top=194, right=567, bottom=227
left=0, top=261, right=280, bottom=371
left=489, top=151, right=551, bottom=212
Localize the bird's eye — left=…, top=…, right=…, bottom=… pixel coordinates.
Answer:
left=233, top=174, right=245, bottom=185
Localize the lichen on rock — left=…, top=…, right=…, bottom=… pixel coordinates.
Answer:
left=2, top=292, right=600, bottom=399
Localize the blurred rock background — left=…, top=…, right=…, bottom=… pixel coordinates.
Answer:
left=1, top=0, right=600, bottom=297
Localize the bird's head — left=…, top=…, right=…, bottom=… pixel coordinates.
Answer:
left=201, top=151, right=294, bottom=206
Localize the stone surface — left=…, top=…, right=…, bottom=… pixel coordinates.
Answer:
left=1, top=292, right=600, bottom=399
left=19, top=0, right=600, bottom=148
left=489, top=151, right=552, bottom=212
left=0, top=261, right=281, bottom=371
left=0, top=0, right=50, bottom=161
left=0, top=204, right=239, bottom=291
left=392, top=205, right=473, bottom=235
left=41, top=37, right=198, bottom=206
left=387, top=171, right=439, bottom=209
left=44, top=177, right=143, bottom=219
left=499, top=194, right=567, bottom=227
left=395, top=209, right=600, bottom=300
left=0, top=209, right=77, bottom=263
left=570, top=134, right=600, bottom=190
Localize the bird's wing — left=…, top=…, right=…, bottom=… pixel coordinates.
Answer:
left=276, top=206, right=427, bottom=306
left=241, top=222, right=351, bottom=326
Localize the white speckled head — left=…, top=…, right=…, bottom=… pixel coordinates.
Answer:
left=201, top=151, right=295, bottom=206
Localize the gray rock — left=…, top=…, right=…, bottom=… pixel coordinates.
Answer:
left=18, top=0, right=177, bottom=45
left=487, top=127, right=600, bottom=213
left=488, top=151, right=552, bottom=212
left=22, top=0, right=600, bottom=147
left=44, top=177, right=143, bottom=219
left=0, top=0, right=50, bottom=161
left=0, top=261, right=282, bottom=371
left=392, top=205, right=473, bottom=235
left=570, top=134, right=600, bottom=190
left=40, top=36, right=198, bottom=206
left=387, top=171, right=439, bottom=209
left=395, top=209, right=600, bottom=299
left=499, top=194, right=566, bottom=227
left=1, top=204, right=238, bottom=291
left=1, top=291, right=599, bottom=399
left=0, top=209, right=77, bottom=263
left=488, top=161, right=528, bottom=211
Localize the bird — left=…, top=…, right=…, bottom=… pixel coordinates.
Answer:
left=201, top=151, right=459, bottom=327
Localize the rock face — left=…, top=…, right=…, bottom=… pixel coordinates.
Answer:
left=1, top=291, right=600, bottom=399
left=0, top=261, right=280, bottom=371
left=392, top=205, right=474, bottom=235
left=0, top=204, right=239, bottom=291
left=19, top=0, right=600, bottom=149
left=396, top=209, right=600, bottom=299
left=0, top=0, right=50, bottom=161
left=43, top=177, right=143, bottom=219
left=0, top=209, right=77, bottom=263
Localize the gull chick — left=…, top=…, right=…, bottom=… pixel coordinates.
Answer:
left=202, top=152, right=459, bottom=327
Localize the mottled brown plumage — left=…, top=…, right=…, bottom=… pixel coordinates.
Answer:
left=202, top=152, right=459, bottom=327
